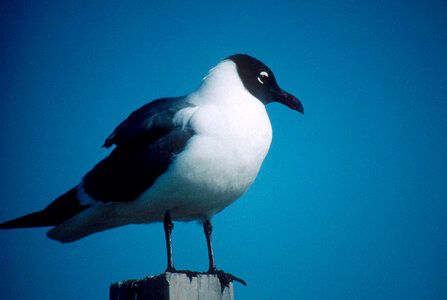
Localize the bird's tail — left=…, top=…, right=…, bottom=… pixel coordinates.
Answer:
left=0, top=187, right=89, bottom=230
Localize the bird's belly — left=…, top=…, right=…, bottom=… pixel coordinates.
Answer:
left=135, top=130, right=272, bottom=221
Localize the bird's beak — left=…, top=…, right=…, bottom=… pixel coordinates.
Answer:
left=272, top=88, right=304, bottom=114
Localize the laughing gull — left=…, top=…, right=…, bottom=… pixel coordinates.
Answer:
left=1, top=54, right=303, bottom=273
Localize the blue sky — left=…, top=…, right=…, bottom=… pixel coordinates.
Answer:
left=1, top=1, right=446, bottom=299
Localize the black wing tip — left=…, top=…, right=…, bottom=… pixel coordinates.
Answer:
left=0, top=220, right=14, bottom=229
left=1, top=187, right=90, bottom=230
left=0, top=210, right=53, bottom=229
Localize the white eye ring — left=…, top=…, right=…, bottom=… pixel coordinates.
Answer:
left=257, top=71, right=269, bottom=84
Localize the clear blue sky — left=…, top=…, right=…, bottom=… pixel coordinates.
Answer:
left=1, top=1, right=446, bottom=299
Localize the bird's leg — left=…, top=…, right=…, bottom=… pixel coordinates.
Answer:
left=203, top=219, right=247, bottom=286
left=203, top=219, right=217, bottom=273
left=163, top=212, right=175, bottom=272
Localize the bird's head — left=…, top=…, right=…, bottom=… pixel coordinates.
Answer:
left=227, top=54, right=303, bottom=114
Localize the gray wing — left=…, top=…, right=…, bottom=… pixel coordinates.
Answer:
left=103, top=96, right=192, bottom=148
left=82, top=97, right=196, bottom=203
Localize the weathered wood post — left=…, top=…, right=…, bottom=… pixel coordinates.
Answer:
left=110, top=272, right=235, bottom=300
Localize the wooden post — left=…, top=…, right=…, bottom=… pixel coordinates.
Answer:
left=110, top=272, right=234, bottom=300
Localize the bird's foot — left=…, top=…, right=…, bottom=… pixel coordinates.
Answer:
left=207, top=269, right=247, bottom=286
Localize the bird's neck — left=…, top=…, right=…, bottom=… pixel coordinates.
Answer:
left=190, top=60, right=251, bottom=106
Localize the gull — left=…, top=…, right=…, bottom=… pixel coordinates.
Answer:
left=1, top=54, right=303, bottom=275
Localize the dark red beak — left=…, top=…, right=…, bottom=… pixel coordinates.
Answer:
left=272, top=89, right=304, bottom=114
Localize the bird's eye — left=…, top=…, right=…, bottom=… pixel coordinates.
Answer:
left=257, top=71, right=269, bottom=84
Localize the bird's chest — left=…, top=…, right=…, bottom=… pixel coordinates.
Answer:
left=177, top=102, right=273, bottom=194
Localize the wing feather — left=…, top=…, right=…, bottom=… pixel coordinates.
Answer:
left=84, top=97, right=196, bottom=203
left=103, top=96, right=193, bottom=148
